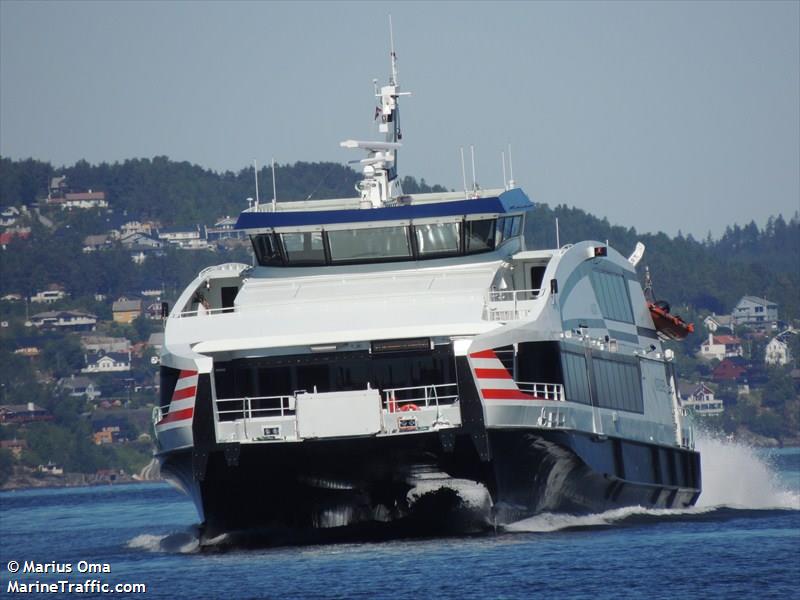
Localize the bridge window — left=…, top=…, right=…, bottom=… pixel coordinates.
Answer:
left=465, top=219, right=496, bottom=253
left=415, top=222, right=461, bottom=256
left=280, top=232, right=326, bottom=265
left=328, top=226, right=411, bottom=262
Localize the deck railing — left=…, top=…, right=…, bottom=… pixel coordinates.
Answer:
left=483, top=288, right=543, bottom=322
left=215, top=395, right=295, bottom=421
left=515, top=382, right=566, bottom=402
left=381, top=383, right=459, bottom=411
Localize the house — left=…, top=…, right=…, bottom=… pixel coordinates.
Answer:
left=698, top=333, right=744, bottom=361
left=80, top=335, right=131, bottom=354
left=703, top=313, right=733, bottom=333
left=37, top=462, right=64, bottom=475
left=60, top=375, right=102, bottom=401
left=28, top=310, right=97, bottom=330
left=732, top=296, right=778, bottom=327
left=145, top=301, right=166, bottom=320
left=765, top=329, right=796, bottom=366
left=82, top=351, right=131, bottom=373
left=157, top=225, right=209, bottom=249
left=93, top=425, right=121, bottom=445
left=30, top=288, right=66, bottom=304
left=1, top=293, right=23, bottom=302
left=0, top=403, right=53, bottom=424
left=120, top=221, right=155, bottom=237
left=62, top=190, right=107, bottom=209
left=82, top=233, right=112, bottom=252
left=13, top=347, right=40, bottom=358
left=48, top=175, right=68, bottom=201
left=112, top=297, right=142, bottom=323
left=206, top=216, right=245, bottom=241
left=0, top=206, right=20, bottom=227
left=0, top=439, right=27, bottom=458
left=712, top=358, right=748, bottom=383
left=678, top=382, right=724, bottom=416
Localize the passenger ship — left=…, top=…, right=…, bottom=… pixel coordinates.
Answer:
left=153, top=47, right=700, bottom=542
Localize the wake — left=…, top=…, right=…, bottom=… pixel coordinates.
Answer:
left=506, top=432, right=799, bottom=534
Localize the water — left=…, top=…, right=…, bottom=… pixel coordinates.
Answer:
left=1, top=437, right=798, bottom=599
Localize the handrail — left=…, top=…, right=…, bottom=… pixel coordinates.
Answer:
left=216, top=395, right=295, bottom=420
left=486, top=288, right=543, bottom=303
left=382, top=383, right=459, bottom=410
left=483, top=288, right=544, bottom=322
left=515, top=381, right=565, bottom=402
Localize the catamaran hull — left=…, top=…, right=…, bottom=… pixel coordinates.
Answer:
left=157, top=427, right=700, bottom=545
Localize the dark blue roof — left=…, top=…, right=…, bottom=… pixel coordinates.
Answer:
left=235, top=189, right=532, bottom=230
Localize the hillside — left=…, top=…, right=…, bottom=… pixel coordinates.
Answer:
left=0, top=156, right=797, bottom=486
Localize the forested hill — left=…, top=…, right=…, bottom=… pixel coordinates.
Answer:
left=0, top=156, right=447, bottom=226
left=1, top=156, right=798, bottom=320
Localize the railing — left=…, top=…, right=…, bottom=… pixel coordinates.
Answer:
left=483, top=288, right=543, bottom=322
left=515, top=382, right=565, bottom=402
left=382, top=383, right=459, bottom=410
left=216, top=395, right=295, bottom=421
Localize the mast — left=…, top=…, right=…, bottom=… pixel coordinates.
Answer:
left=340, top=16, right=411, bottom=208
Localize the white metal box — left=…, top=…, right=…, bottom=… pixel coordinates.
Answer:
left=295, top=389, right=382, bottom=439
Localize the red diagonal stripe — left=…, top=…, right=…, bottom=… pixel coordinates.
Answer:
left=156, top=407, right=194, bottom=426
left=474, top=368, right=513, bottom=379
left=178, top=370, right=198, bottom=379
left=172, top=386, right=196, bottom=401
left=481, top=388, right=535, bottom=400
left=469, top=349, right=497, bottom=359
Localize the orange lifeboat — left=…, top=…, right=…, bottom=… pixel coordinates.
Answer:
left=648, top=300, right=694, bottom=341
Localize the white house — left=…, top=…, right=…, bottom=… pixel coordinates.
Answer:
left=60, top=375, right=102, bottom=401
left=732, top=296, right=778, bottom=327
left=82, top=351, right=131, bottom=373
left=704, top=313, right=733, bottom=333
left=62, top=190, right=108, bottom=209
left=698, top=333, right=744, bottom=361
left=765, top=329, right=796, bottom=366
left=30, top=289, right=67, bottom=304
left=80, top=335, right=131, bottom=354
left=0, top=206, right=20, bottom=227
left=679, top=382, right=724, bottom=416
left=28, top=310, right=97, bottom=330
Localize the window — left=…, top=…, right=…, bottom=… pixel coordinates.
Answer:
left=590, top=269, right=634, bottom=323
left=414, top=222, right=461, bottom=256
left=280, top=232, right=325, bottom=265
left=560, top=351, right=591, bottom=405
left=465, top=219, right=496, bottom=253
left=251, top=234, right=282, bottom=266
left=328, top=226, right=411, bottom=262
left=593, top=358, right=643, bottom=413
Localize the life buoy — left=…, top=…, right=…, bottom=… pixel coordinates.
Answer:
left=399, top=403, right=419, bottom=412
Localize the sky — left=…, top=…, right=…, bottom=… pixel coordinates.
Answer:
left=1, top=1, right=798, bottom=238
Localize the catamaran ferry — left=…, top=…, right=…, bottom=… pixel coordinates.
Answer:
left=153, top=42, right=700, bottom=542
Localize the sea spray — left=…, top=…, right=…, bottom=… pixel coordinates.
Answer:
left=694, top=431, right=799, bottom=509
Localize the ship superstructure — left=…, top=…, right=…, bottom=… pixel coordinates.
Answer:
left=153, top=41, right=700, bottom=542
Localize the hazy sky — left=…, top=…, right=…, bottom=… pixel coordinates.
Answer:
left=1, top=1, right=798, bottom=238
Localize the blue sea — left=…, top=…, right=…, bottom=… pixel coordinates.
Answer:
left=1, top=436, right=798, bottom=599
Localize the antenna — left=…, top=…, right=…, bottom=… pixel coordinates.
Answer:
left=389, top=15, right=398, bottom=85
left=507, top=144, right=515, bottom=188
left=460, top=147, right=468, bottom=199
left=555, top=217, right=560, bottom=248
left=271, top=158, right=277, bottom=211
left=470, top=145, right=477, bottom=195
left=253, top=159, right=260, bottom=207
left=501, top=151, right=507, bottom=191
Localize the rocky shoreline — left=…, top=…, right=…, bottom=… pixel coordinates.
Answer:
left=0, top=458, right=163, bottom=492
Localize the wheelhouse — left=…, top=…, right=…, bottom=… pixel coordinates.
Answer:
left=236, top=189, right=531, bottom=267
